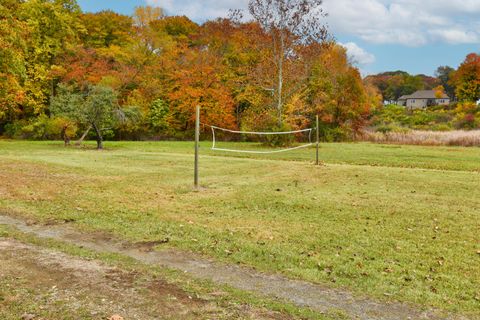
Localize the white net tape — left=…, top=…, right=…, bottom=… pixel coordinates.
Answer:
left=207, top=125, right=314, bottom=154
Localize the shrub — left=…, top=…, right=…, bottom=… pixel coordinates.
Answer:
left=322, top=126, right=353, bottom=142
left=263, top=122, right=295, bottom=147
left=4, top=116, right=77, bottom=140
left=371, top=103, right=480, bottom=132
left=3, top=120, right=26, bottom=138
left=148, top=99, right=169, bottom=132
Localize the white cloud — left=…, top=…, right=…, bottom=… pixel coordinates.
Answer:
left=429, top=28, right=480, bottom=44
left=340, top=42, right=376, bottom=65
left=145, top=0, right=480, bottom=46
left=323, top=0, right=480, bottom=46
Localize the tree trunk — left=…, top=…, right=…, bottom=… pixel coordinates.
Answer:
left=61, top=126, right=70, bottom=147
left=276, top=32, right=284, bottom=125
left=92, top=123, right=103, bottom=150
left=75, top=125, right=92, bottom=146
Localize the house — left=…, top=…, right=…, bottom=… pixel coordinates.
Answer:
left=397, top=90, right=450, bottom=109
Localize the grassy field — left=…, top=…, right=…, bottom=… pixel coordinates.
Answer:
left=0, top=140, right=479, bottom=317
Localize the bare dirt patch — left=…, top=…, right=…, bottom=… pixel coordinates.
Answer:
left=0, top=238, right=289, bottom=320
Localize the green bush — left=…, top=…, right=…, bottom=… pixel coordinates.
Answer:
left=263, top=122, right=295, bottom=147
left=321, top=126, right=353, bottom=142
left=3, top=120, right=26, bottom=138
left=431, top=123, right=452, bottom=131
left=4, top=116, right=77, bottom=140
left=375, top=124, right=409, bottom=134
left=371, top=103, right=478, bottom=132
left=148, top=99, right=170, bottom=132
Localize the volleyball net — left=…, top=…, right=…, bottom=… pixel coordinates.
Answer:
left=203, top=124, right=315, bottom=154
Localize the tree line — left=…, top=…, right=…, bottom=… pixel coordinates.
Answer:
left=2, top=0, right=479, bottom=148
left=0, top=0, right=383, bottom=148
left=367, top=57, right=480, bottom=132
left=365, top=58, right=480, bottom=104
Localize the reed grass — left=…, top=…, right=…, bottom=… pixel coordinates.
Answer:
left=359, top=129, right=480, bottom=147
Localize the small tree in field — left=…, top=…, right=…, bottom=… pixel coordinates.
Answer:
left=50, top=84, right=119, bottom=149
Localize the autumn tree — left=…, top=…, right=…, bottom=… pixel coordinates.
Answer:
left=55, top=47, right=119, bottom=89
left=307, top=45, right=378, bottom=140
left=433, top=85, right=446, bottom=99
left=197, top=19, right=268, bottom=128
left=19, top=0, right=83, bottom=116
left=167, top=48, right=237, bottom=135
left=80, top=10, right=133, bottom=48
left=151, top=15, right=198, bottom=41
left=248, top=0, right=330, bottom=123
left=0, top=0, right=28, bottom=131
left=133, top=6, right=164, bottom=28
left=452, top=53, right=480, bottom=103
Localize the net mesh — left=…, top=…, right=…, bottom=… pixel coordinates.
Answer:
left=204, top=124, right=314, bottom=154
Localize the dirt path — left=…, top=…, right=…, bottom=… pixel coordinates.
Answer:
left=0, top=214, right=459, bottom=320
left=0, top=238, right=290, bottom=320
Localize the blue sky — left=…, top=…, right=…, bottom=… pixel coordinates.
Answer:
left=77, top=0, right=479, bottom=76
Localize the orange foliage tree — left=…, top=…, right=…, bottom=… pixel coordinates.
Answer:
left=167, top=48, right=237, bottom=135
left=306, top=45, right=380, bottom=140
left=451, top=53, right=480, bottom=102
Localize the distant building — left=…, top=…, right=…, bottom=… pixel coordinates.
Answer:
left=397, top=90, right=450, bottom=109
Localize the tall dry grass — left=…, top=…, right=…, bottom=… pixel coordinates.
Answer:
left=359, top=130, right=480, bottom=147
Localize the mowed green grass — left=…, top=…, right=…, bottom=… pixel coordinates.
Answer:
left=0, top=140, right=479, bottom=316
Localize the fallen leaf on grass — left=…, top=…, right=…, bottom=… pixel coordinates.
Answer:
left=108, top=315, right=124, bottom=320
left=323, top=266, right=333, bottom=275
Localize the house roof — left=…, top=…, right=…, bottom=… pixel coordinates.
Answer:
left=399, top=90, right=449, bottom=100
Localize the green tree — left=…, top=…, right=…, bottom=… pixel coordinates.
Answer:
left=148, top=99, right=169, bottom=132
left=435, top=66, right=455, bottom=99
left=51, top=84, right=119, bottom=149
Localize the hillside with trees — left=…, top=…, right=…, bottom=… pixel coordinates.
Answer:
left=364, top=71, right=440, bottom=102
left=368, top=54, right=480, bottom=133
